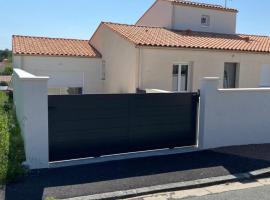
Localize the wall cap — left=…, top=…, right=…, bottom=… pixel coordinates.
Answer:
left=13, top=68, right=49, bottom=81
left=202, top=77, right=220, bottom=81
left=219, top=88, right=270, bottom=92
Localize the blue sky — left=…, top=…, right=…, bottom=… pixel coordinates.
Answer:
left=1, top=0, right=270, bottom=49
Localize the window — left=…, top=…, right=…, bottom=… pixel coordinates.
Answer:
left=173, top=65, right=179, bottom=76
left=172, top=64, right=190, bottom=92
left=172, top=65, right=179, bottom=91
left=201, top=15, right=210, bottom=27
left=223, top=63, right=240, bottom=88
left=181, top=65, right=188, bottom=91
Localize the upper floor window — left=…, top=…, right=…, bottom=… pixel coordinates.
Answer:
left=201, top=15, right=210, bottom=27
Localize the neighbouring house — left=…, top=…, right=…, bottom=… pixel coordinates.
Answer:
left=12, top=0, right=270, bottom=95
left=0, top=75, right=12, bottom=83
left=0, top=76, right=12, bottom=90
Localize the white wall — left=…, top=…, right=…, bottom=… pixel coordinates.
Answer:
left=172, top=5, right=236, bottom=34
left=200, top=77, right=270, bottom=149
left=13, top=55, right=103, bottom=94
left=136, top=0, right=173, bottom=28
left=136, top=0, right=236, bottom=34
left=91, top=24, right=138, bottom=93
left=139, top=47, right=270, bottom=92
left=13, top=69, right=49, bottom=169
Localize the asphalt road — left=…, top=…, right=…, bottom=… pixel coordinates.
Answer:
left=184, top=185, right=270, bottom=200
left=4, top=144, right=270, bottom=200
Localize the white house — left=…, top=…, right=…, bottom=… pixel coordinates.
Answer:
left=12, top=0, right=270, bottom=95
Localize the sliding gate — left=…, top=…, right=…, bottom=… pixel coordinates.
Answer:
left=48, top=93, right=199, bottom=161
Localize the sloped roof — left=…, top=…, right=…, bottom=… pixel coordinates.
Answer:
left=12, top=35, right=101, bottom=58
left=0, top=76, right=12, bottom=83
left=168, top=0, right=238, bottom=13
left=103, top=22, right=270, bottom=54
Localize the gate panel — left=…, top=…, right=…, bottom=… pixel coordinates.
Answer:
left=49, top=93, right=199, bottom=162
left=49, top=94, right=130, bottom=161
left=129, top=93, right=198, bottom=152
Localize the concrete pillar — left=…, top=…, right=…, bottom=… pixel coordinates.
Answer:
left=260, top=64, right=270, bottom=87
left=198, top=77, right=220, bottom=149
left=13, top=69, right=49, bottom=169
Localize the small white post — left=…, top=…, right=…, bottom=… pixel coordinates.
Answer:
left=198, top=77, right=220, bottom=149
left=260, top=64, right=270, bottom=87
left=13, top=69, right=49, bottom=169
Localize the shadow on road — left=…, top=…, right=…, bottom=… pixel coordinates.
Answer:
left=5, top=144, right=270, bottom=200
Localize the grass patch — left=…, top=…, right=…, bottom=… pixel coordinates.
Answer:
left=45, top=197, right=57, bottom=200
left=0, top=91, right=26, bottom=184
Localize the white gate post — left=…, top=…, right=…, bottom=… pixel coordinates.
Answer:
left=198, top=77, right=219, bottom=149
left=13, top=69, right=49, bottom=169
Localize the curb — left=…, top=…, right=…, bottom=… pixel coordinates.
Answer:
left=63, top=167, right=270, bottom=200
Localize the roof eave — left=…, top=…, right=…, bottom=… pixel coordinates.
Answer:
left=137, top=44, right=270, bottom=54
left=12, top=53, right=102, bottom=59
left=171, top=2, right=238, bottom=13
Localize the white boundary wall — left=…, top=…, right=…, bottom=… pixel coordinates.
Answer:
left=199, top=77, right=270, bottom=149
left=13, top=68, right=49, bottom=169
left=11, top=70, right=270, bottom=169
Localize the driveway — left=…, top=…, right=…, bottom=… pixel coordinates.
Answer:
left=4, top=144, right=270, bottom=200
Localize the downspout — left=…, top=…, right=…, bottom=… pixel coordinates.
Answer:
left=137, top=47, right=143, bottom=91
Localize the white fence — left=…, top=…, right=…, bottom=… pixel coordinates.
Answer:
left=11, top=69, right=270, bottom=169
left=13, top=69, right=49, bottom=169
left=200, top=77, right=270, bottom=149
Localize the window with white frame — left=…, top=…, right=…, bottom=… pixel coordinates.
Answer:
left=201, top=15, right=210, bottom=27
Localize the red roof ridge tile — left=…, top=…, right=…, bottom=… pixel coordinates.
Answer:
left=102, top=21, right=164, bottom=30
left=12, top=35, right=89, bottom=42
left=168, top=0, right=238, bottom=12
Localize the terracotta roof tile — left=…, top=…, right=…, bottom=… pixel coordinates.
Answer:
left=168, top=0, right=238, bottom=12
left=0, top=76, right=12, bottom=83
left=103, top=22, right=270, bottom=53
left=12, top=35, right=101, bottom=58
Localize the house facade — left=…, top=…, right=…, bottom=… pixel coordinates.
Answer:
left=12, top=0, right=270, bottom=94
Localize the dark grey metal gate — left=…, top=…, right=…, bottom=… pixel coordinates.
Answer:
left=48, top=93, right=199, bottom=162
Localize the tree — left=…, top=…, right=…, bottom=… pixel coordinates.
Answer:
left=0, top=49, right=12, bottom=62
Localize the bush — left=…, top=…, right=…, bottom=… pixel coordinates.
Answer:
left=7, top=90, right=13, bottom=102
left=0, top=49, right=11, bottom=62
left=0, top=91, right=26, bottom=184
left=3, top=101, right=12, bottom=112
left=0, top=66, right=13, bottom=75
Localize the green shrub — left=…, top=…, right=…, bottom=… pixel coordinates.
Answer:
left=3, top=101, right=11, bottom=112
left=0, top=91, right=26, bottom=184
left=0, top=66, right=13, bottom=75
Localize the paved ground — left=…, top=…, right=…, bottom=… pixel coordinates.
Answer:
left=0, top=186, right=5, bottom=200
left=127, top=177, right=270, bottom=200
left=4, top=144, right=270, bottom=200
left=185, top=185, right=270, bottom=200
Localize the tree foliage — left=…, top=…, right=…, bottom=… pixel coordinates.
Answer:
left=0, top=49, right=12, bottom=62
left=0, top=66, right=13, bottom=75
